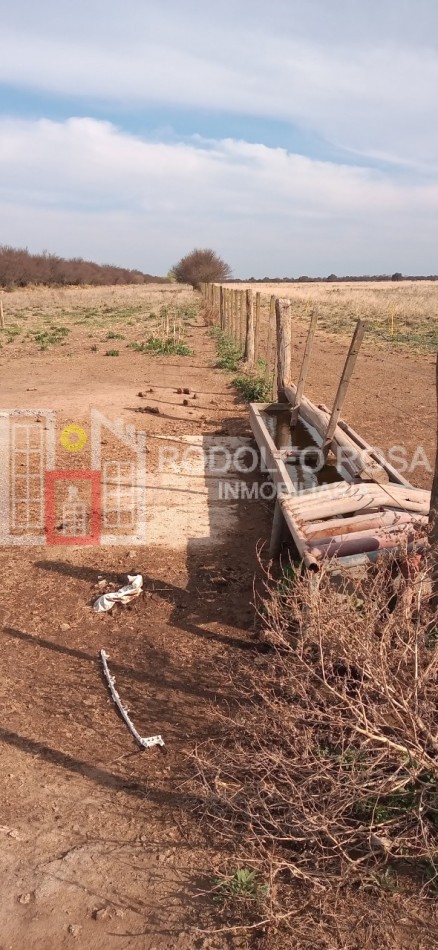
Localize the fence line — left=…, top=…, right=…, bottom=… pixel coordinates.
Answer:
left=200, top=281, right=437, bottom=489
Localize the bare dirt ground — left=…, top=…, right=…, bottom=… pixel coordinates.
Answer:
left=0, top=284, right=436, bottom=949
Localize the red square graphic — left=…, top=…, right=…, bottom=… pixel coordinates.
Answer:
left=45, top=470, right=101, bottom=546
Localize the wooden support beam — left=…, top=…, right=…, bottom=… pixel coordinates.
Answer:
left=291, top=308, right=318, bottom=425
left=323, top=320, right=366, bottom=453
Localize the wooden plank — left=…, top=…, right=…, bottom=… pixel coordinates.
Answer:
left=302, top=510, right=428, bottom=541
left=286, top=488, right=430, bottom=522
left=291, top=308, right=318, bottom=425
left=323, top=320, right=366, bottom=452
left=286, top=479, right=430, bottom=511
left=249, top=403, right=296, bottom=494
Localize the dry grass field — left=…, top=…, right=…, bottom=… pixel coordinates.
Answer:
left=230, top=280, right=438, bottom=350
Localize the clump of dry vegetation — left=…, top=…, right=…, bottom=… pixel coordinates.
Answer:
left=191, top=554, right=438, bottom=945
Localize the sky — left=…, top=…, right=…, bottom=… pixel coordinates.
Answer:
left=0, top=0, right=437, bottom=277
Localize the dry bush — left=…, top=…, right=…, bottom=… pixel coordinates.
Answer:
left=191, top=555, right=438, bottom=940
left=173, top=248, right=231, bottom=289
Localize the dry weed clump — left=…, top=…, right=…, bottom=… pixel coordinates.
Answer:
left=191, top=556, right=437, bottom=937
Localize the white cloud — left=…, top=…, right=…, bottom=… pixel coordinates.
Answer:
left=0, top=117, right=437, bottom=275
left=1, top=1, right=438, bottom=170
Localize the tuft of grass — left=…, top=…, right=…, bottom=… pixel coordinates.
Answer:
left=90, top=344, right=98, bottom=352
left=105, top=348, right=119, bottom=356
left=31, top=326, right=70, bottom=350
left=233, top=372, right=270, bottom=402
left=210, top=327, right=242, bottom=371
left=105, top=331, right=125, bottom=340
left=128, top=336, right=193, bottom=356
left=212, top=868, right=268, bottom=904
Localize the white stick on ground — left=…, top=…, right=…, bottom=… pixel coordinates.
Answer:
left=100, top=650, right=164, bottom=749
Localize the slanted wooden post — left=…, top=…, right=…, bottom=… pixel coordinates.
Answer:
left=244, top=289, right=255, bottom=365
left=254, top=292, right=261, bottom=364
left=291, top=308, right=318, bottom=425
left=275, top=298, right=292, bottom=402
left=323, top=319, right=366, bottom=455
left=0, top=293, right=4, bottom=330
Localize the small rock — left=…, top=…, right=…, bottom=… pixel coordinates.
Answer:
left=183, top=387, right=190, bottom=395
left=137, top=391, right=144, bottom=397
left=192, top=393, right=197, bottom=399
left=182, top=399, right=189, bottom=406
left=145, top=406, right=159, bottom=414
left=92, top=906, right=112, bottom=921
left=149, top=387, right=154, bottom=392
left=114, top=908, right=125, bottom=918
left=60, top=622, right=70, bottom=631
left=176, top=388, right=183, bottom=394
left=17, top=892, right=32, bottom=905
left=67, top=924, right=82, bottom=938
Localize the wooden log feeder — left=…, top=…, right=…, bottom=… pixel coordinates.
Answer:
left=248, top=304, right=432, bottom=571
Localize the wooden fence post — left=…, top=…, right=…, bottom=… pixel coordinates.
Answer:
left=254, top=292, right=261, bottom=364
left=291, top=308, right=318, bottom=424
left=275, top=298, right=292, bottom=401
left=265, top=294, right=275, bottom=388
left=0, top=293, right=4, bottom=330
left=323, top=320, right=366, bottom=455
left=430, top=352, right=438, bottom=606
left=219, top=286, right=224, bottom=329
left=244, top=289, right=255, bottom=365
left=239, top=290, right=245, bottom=348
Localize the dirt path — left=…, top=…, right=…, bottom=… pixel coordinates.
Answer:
left=0, top=309, right=270, bottom=949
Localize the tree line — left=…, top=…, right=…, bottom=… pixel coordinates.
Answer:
left=0, top=245, right=165, bottom=288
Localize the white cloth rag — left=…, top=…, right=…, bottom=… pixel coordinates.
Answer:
left=93, top=574, right=143, bottom=613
